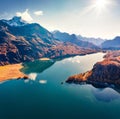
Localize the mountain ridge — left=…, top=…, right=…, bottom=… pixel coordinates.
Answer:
left=52, top=30, right=99, bottom=49
left=2, top=16, right=28, bottom=27
left=0, top=16, right=98, bottom=66
left=102, top=36, right=120, bottom=49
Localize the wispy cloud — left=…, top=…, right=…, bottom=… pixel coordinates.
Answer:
left=16, top=9, right=33, bottom=22
left=34, top=10, right=43, bottom=16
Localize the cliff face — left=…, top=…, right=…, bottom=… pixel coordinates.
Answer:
left=66, top=51, right=120, bottom=87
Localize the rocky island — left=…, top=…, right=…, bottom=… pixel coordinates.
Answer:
left=66, top=51, right=120, bottom=88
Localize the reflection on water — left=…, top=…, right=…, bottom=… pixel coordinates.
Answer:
left=21, top=52, right=120, bottom=102
left=24, top=73, right=47, bottom=84
left=39, top=80, right=47, bottom=84
left=28, top=73, right=37, bottom=80
left=21, top=52, right=120, bottom=101
left=21, top=59, right=55, bottom=74
left=91, top=87, right=120, bottom=102
left=1, top=53, right=120, bottom=119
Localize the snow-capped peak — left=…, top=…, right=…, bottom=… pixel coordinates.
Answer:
left=2, top=16, right=28, bottom=27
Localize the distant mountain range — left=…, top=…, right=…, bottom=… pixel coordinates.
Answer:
left=53, top=30, right=120, bottom=49
left=102, top=36, right=120, bottom=49
left=0, top=16, right=119, bottom=66
left=77, top=35, right=105, bottom=46
left=0, top=16, right=98, bottom=65
left=52, top=30, right=105, bottom=46
left=52, top=30, right=99, bottom=49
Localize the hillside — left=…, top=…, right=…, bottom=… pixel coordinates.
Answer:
left=0, top=17, right=98, bottom=65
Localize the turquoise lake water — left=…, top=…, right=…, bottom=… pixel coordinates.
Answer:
left=0, top=52, right=120, bottom=119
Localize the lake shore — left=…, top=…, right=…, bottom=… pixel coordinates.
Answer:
left=0, top=52, right=102, bottom=83
left=66, top=51, right=120, bottom=88
left=0, top=63, right=27, bottom=82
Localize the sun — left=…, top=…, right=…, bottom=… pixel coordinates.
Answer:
left=94, top=0, right=108, bottom=9
left=81, top=0, right=113, bottom=16
left=95, top=0, right=107, bottom=8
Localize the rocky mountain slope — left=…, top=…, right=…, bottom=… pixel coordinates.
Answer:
left=66, top=51, right=120, bottom=88
left=0, top=17, right=98, bottom=65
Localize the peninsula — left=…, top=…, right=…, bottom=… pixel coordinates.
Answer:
left=66, top=51, right=120, bottom=88
left=0, top=63, right=27, bottom=82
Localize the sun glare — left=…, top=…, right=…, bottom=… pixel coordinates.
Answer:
left=93, top=0, right=110, bottom=14
left=96, top=0, right=107, bottom=8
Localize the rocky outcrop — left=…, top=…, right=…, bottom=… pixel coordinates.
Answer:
left=66, top=51, right=120, bottom=87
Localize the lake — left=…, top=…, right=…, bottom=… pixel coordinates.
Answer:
left=0, top=52, right=120, bottom=119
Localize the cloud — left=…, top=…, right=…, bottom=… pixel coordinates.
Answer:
left=16, top=9, right=33, bottom=22
left=34, top=11, right=43, bottom=16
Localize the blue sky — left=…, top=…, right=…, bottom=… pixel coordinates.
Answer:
left=0, top=0, right=120, bottom=39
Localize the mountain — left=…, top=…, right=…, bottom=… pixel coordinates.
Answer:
left=52, top=30, right=99, bottom=49
left=77, top=35, right=105, bottom=46
left=0, top=17, right=97, bottom=65
left=0, top=16, right=58, bottom=65
left=102, top=36, right=120, bottom=49
left=2, top=16, right=27, bottom=26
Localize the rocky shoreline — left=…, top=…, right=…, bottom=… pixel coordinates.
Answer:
left=66, top=51, right=120, bottom=88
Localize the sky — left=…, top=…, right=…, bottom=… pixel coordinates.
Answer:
left=0, top=0, right=120, bottom=39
